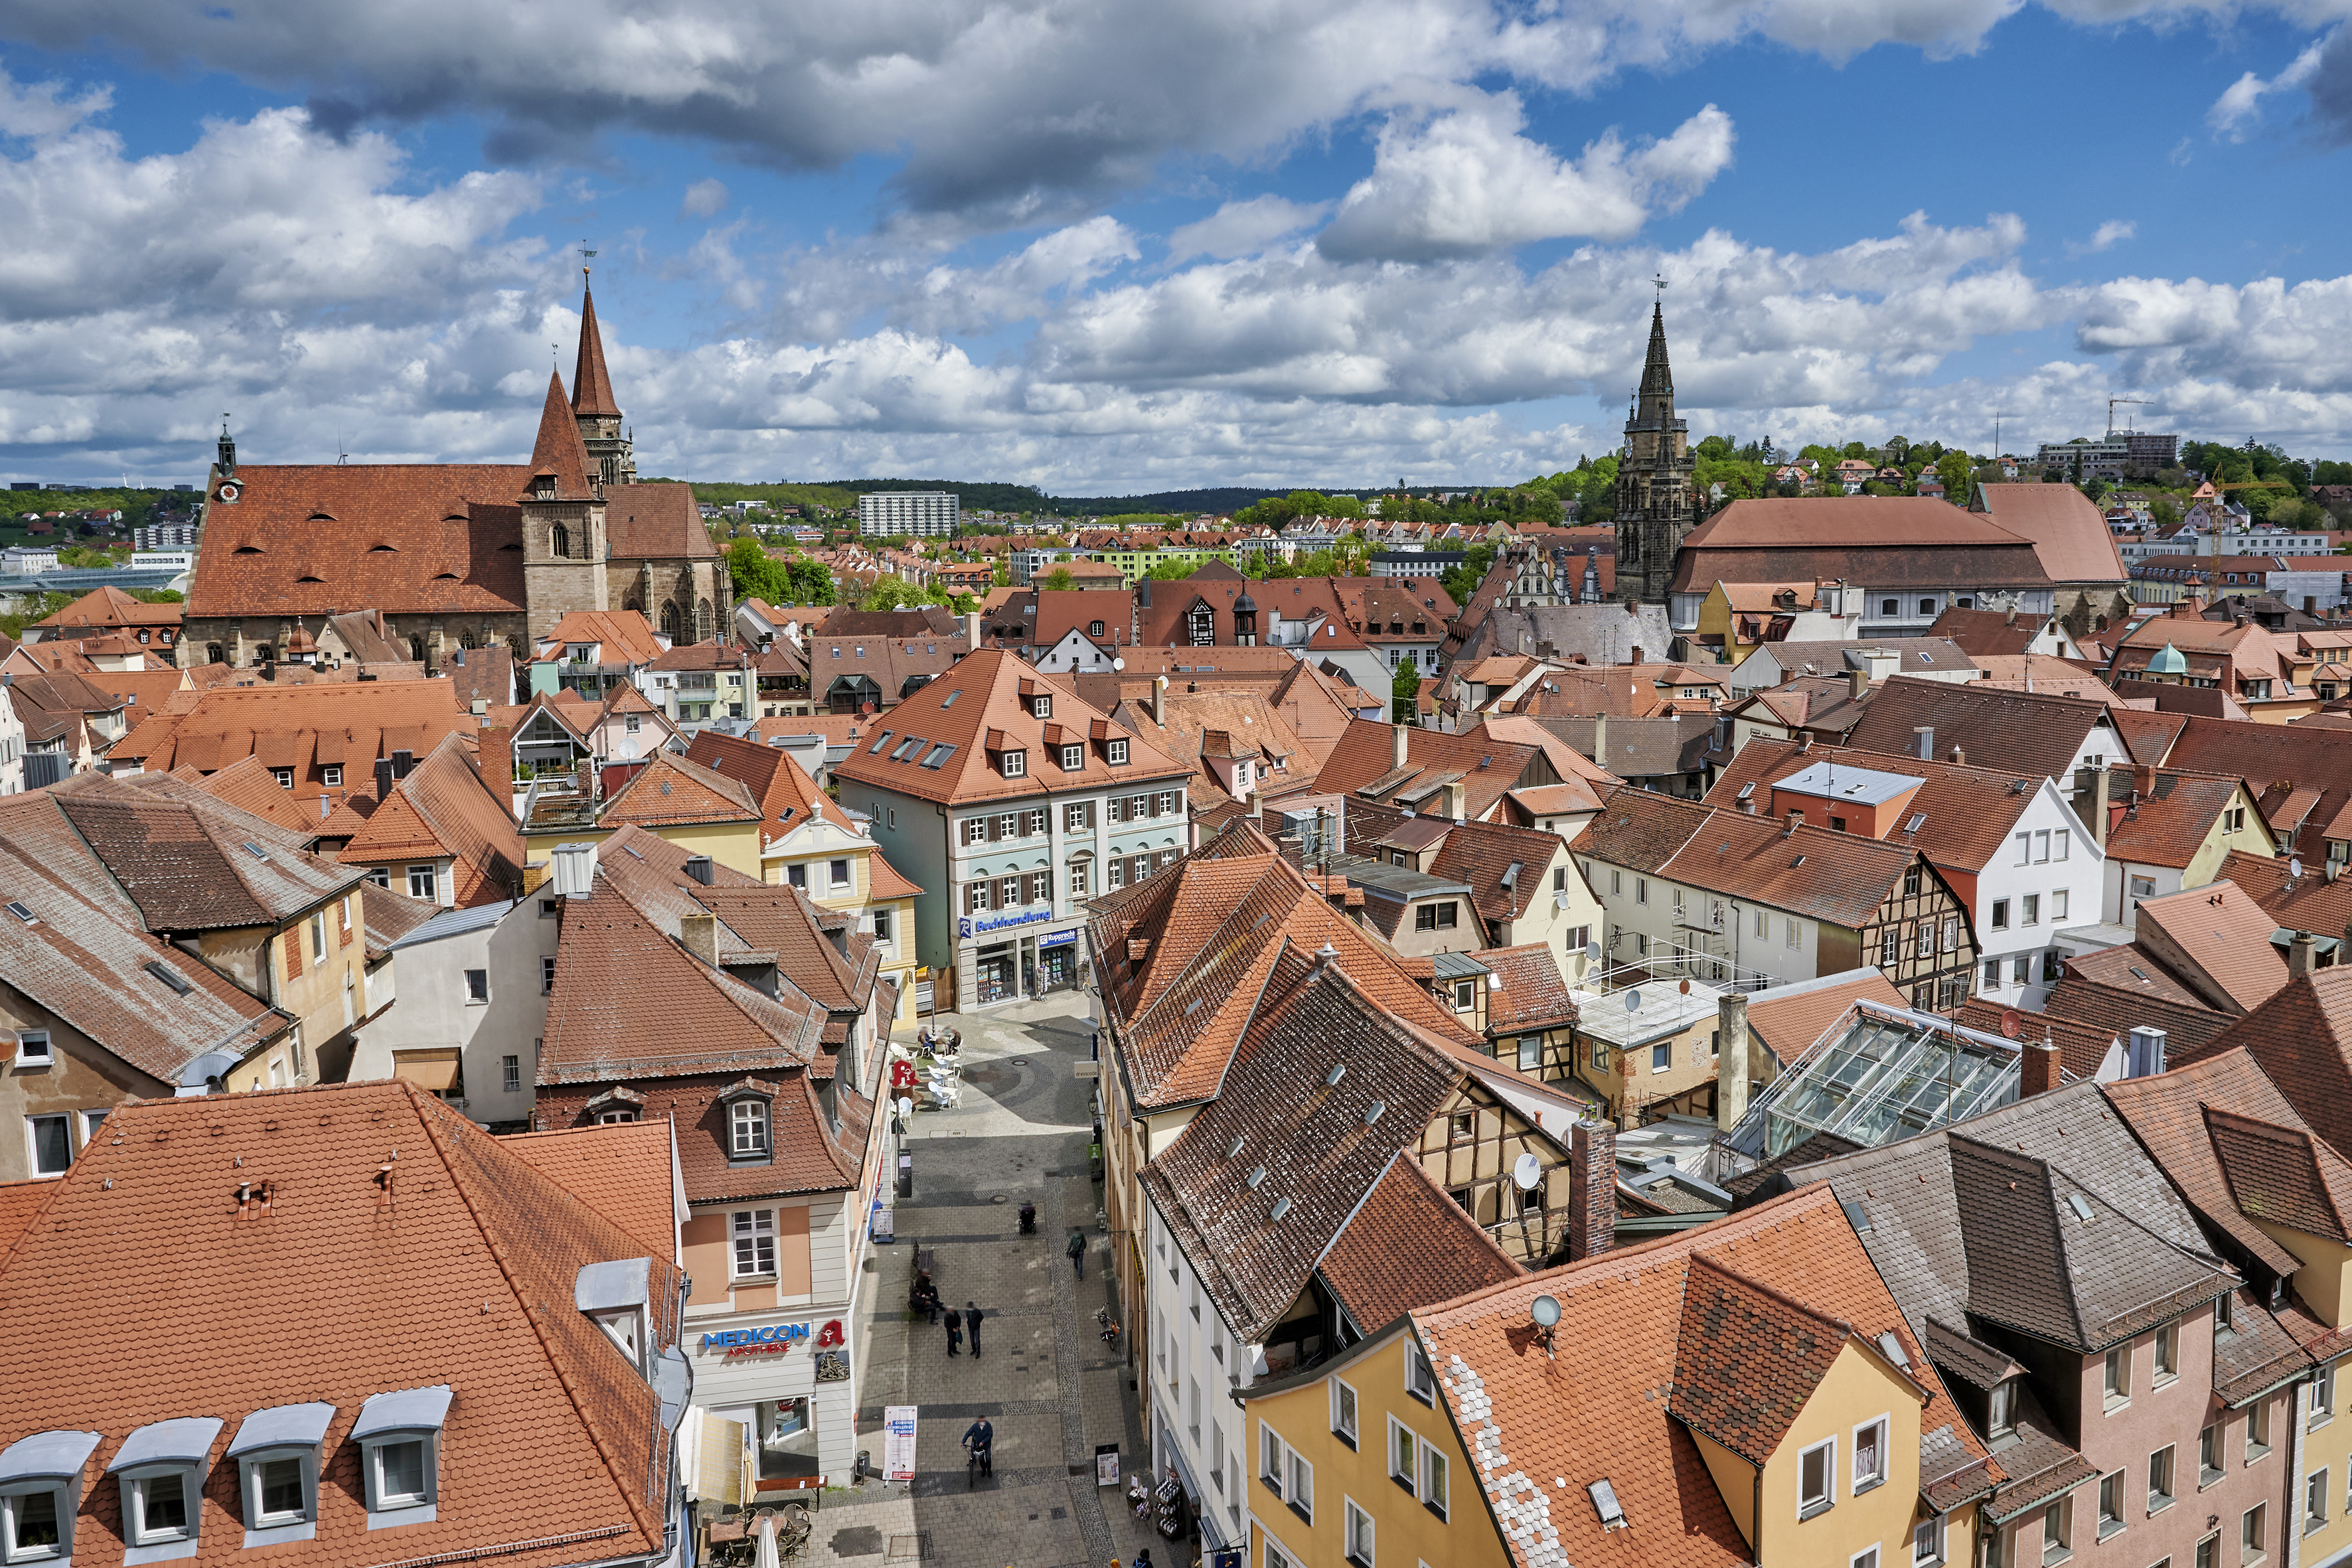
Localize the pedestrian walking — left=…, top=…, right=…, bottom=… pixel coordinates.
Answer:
left=965, top=1301, right=985, bottom=1358
left=1066, top=1228, right=1087, bottom=1279
left=944, top=1304, right=964, bottom=1356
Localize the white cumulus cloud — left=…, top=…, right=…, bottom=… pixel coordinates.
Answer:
left=680, top=177, right=729, bottom=217
left=1317, top=97, right=1735, bottom=262
left=1166, top=196, right=1333, bottom=264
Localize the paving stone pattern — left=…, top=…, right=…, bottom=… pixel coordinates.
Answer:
left=800, top=996, right=1168, bottom=1568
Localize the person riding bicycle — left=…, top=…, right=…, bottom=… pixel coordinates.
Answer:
left=962, top=1417, right=994, bottom=1478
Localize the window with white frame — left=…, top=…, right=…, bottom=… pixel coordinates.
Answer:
left=406, top=864, right=437, bottom=902
left=1061, top=744, right=1084, bottom=771
left=731, top=1098, right=770, bottom=1158
left=25, top=1115, right=70, bottom=1177
left=1344, top=1498, right=1374, bottom=1567
left=2150, top=1444, right=2175, bottom=1512
left=1108, top=740, right=1129, bottom=765
left=1798, top=1437, right=1835, bottom=1516
left=11, top=1030, right=48, bottom=1068
left=1387, top=1419, right=1415, bottom=1494
left=2096, top=1468, right=2124, bottom=1536
left=1331, top=1380, right=1358, bottom=1446
left=1911, top=1513, right=1944, bottom=1566
left=1419, top=1443, right=1447, bottom=1520
left=2309, top=1467, right=2329, bottom=1535
left=1405, top=1343, right=1435, bottom=1404
left=1852, top=1416, right=1887, bottom=1491
left=1265, top=1539, right=1296, bottom=1568
left=1000, top=749, right=1026, bottom=778
left=1851, top=1550, right=1879, bottom=1568
left=2313, top=1360, right=2337, bottom=1427
left=732, top=1208, right=777, bottom=1277
left=501, top=1056, right=520, bottom=1093
left=232, top=1445, right=319, bottom=1535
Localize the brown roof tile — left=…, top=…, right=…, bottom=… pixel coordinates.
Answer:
left=601, top=749, right=760, bottom=828
left=2133, top=880, right=2291, bottom=1012
left=1666, top=1255, right=1867, bottom=1466
left=1840, top=677, right=2121, bottom=781
left=1315, top=1155, right=1521, bottom=1332
left=500, top=1119, right=678, bottom=1259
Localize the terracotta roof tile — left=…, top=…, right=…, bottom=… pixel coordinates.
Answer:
left=337, top=734, right=526, bottom=906
left=2165, top=715, right=2352, bottom=858
left=605, top=485, right=716, bottom=562
left=601, top=749, right=760, bottom=828
left=1315, top=1155, right=1521, bottom=1332
left=0, top=1080, right=680, bottom=1568
left=1666, top=1255, right=1863, bottom=1465
left=500, top=1120, right=678, bottom=1259
left=1482, top=943, right=1579, bottom=1034
left=2133, top=879, right=2291, bottom=1012
left=49, top=773, right=362, bottom=931
left=1971, top=483, right=2129, bottom=583
left=2174, top=971, right=2352, bottom=1164
left=1839, top=677, right=2120, bottom=781
left=685, top=729, right=858, bottom=839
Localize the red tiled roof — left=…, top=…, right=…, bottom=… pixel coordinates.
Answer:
left=606, top=484, right=716, bottom=562
left=2175, top=971, right=2352, bottom=1164
left=500, top=1119, right=678, bottom=1259
left=2133, top=880, right=2290, bottom=1013
left=684, top=728, right=858, bottom=840
left=1315, top=1155, right=1520, bottom=1331
left=525, top=370, right=595, bottom=501
left=1747, top=969, right=1909, bottom=1064
left=601, top=749, right=760, bottom=828
left=337, top=734, right=526, bottom=906
left=0, top=1080, right=680, bottom=1568
left=1971, top=483, right=2128, bottom=583
left=1482, top=943, right=1579, bottom=1033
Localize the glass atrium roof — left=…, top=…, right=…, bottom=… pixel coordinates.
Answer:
left=1743, top=1004, right=2020, bottom=1159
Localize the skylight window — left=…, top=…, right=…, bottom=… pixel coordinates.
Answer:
left=940, top=689, right=961, bottom=707
left=890, top=737, right=922, bottom=761
left=145, top=961, right=193, bottom=996
left=240, top=842, right=270, bottom=861
left=4, top=900, right=33, bottom=924
left=868, top=730, right=894, bottom=754
left=920, top=744, right=955, bottom=769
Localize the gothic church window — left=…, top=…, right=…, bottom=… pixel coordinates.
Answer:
left=551, top=524, right=571, bottom=560
left=661, top=603, right=681, bottom=639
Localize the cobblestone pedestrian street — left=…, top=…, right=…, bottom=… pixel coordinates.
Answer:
left=792, top=994, right=1166, bottom=1568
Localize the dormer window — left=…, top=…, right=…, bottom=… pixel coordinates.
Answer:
left=1001, top=749, right=1026, bottom=779
left=1060, top=744, right=1084, bottom=771
left=226, top=1402, right=333, bottom=1541
left=110, top=1417, right=221, bottom=1553
left=576, top=1258, right=652, bottom=1373
left=352, top=1386, right=451, bottom=1526
left=1988, top=1377, right=2016, bottom=1438
left=732, top=1099, right=770, bottom=1158
left=1107, top=740, right=1129, bottom=765
left=0, top=1431, right=99, bottom=1566
left=1032, top=695, right=1052, bottom=719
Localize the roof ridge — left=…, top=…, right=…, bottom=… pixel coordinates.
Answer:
left=405, top=1086, right=665, bottom=1552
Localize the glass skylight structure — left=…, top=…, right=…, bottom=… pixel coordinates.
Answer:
left=1735, top=1004, right=2020, bottom=1159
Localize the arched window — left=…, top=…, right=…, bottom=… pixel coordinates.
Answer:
left=623, top=594, right=643, bottom=613
left=408, top=637, right=426, bottom=662
left=205, top=643, right=224, bottom=666
left=696, top=598, right=713, bottom=641
left=660, top=603, right=680, bottom=639
left=550, top=524, right=570, bottom=560
left=459, top=629, right=480, bottom=650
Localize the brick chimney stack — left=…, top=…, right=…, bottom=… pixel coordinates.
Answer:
left=2019, top=1033, right=2062, bottom=1098
left=1566, top=1119, right=1617, bottom=1262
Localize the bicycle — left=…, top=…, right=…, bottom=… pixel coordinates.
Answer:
left=965, top=1439, right=992, bottom=1489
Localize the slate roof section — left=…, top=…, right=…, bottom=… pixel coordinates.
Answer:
left=1839, top=677, right=2122, bottom=780
left=1315, top=1154, right=1522, bottom=1334
left=49, top=773, right=362, bottom=931
left=0, top=1079, right=680, bottom=1568
left=1139, top=945, right=1495, bottom=1342
left=1410, top=1184, right=1994, bottom=1568
left=1784, top=1080, right=2236, bottom=1355
left=2102, top=1048, right=2313, bottom=1278
left=1482, top=943, right=1579, bottom=1034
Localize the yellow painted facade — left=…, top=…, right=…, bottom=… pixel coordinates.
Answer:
left=521, top=817, right=763, bottom=880
left=1741, top=1340, right=1940, bottom=1567
left=226, top=889, right=368, bottom=1091
left=1246, top=1333, right=1511, bottom=1568
left=2246, top=1217, right=2352, bottom=1568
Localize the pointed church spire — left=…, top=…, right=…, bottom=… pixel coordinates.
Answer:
left=1634, top=301, right=1675, bottom=424
left=526, top=370, right=595, bottom=500
left=571, top=272, right=622, bottom=419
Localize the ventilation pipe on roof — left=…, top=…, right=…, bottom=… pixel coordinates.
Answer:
left=374, top=758, right=394, bottom=799
left=2290, top=933, right=2317, bottom=980
left=1592, top=710, right=1607, bottom=767
left=1152, top=676, right=1168, bottom=728
left=1849, top=668, right=1867, bottom=703
left=1948, top=745, right=1966, bottom=766
left=392, top=749, right=415, bottom=779
left=1391, top=720, right=1409, bottom=769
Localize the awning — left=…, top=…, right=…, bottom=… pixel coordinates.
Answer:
left=390, top=1049, right=461, bottom=1093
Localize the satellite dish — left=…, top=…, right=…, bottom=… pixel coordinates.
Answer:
left=1624, top=989, right=1642, bottom=1012
left=895, top=1095, right=914, bottom=1119
left=1998, top=1010, right=2021, bottom=1040
left=1529, top=1294, right=1562, bottom=1329
left=2291, top=856, right=2305, bottom=879
left=1585, top=940, right=1602, bottom=965
left=1112, top=657, right=1125, bottom=671
left=1512, top=1152, right=1543, bottom=1190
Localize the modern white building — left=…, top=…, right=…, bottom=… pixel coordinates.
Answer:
left=857, top=491, right=960, bottom=537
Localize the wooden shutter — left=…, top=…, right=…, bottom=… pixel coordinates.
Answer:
left=337, top=895, right=353, bottom=947
left=283, top=931, right=303, bottom=980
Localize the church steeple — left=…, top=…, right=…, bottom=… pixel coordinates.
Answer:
left=571, top=275, right=621, bottom=420
left=527, top=371, right=596, bottom=501
left=570, top=271, right=636, bottom=491
left=1612, top=297, right=1695, bottom=603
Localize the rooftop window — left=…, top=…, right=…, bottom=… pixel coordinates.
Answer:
left=226, top=1401, right=334, bottom=1539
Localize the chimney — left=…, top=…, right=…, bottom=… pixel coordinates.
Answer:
left=684, top=854, right=715, bottom=886
left=1794, top=730, right=1812, bottom=754
left=1848, top=668, right=1867, bottom=702
left=1629, top=645, right=1644, bottom=667
left=965, top=611, right=981, bottom=653
left=1782, top=810, right=1803, bottom=838
left=1715, top=992, right=1751, bottom=1133
left=1566, top=1119, right=1616, bottom=1262
left=1948, top=744, right=1965, bottom=766
left=2133, top=762, right=2156, bottom=797
left=2019, top=1034, right=2062, bottom=1099
left=1913, top=725, right=1934, bottom=761
left=374, top=757, right=394, bottom=799
left=1442, top=781, right=1466, bottom=824
left=392, top=748, right=415, bottom=779
left=2073, top=765, right=2111, bottom=851
left=318, top=793, right=330, bottom=822
left=680, top=911, right=721, bottom=968
left=470, top=698, right=489, bottom=717
left=1592, top=710, right=1608, bottom=766
left=2290, top=931, right=2317, bottom=979
left=1153, top=675, right=1168, bottom=728
left=2126, top=1025, right=2168, bottom=1078
left=1391, top=721, right=1409, bottom=769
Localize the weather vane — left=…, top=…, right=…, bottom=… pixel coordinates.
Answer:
left=581, top=239, right=598, bottom=280
left=1652, top=274, right=1668, bottom=299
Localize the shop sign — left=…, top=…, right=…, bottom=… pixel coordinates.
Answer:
left=884, top=1407, right=918, bottom=1481
left=1039, top=929, right=1077, bottom=949
left=701, top=1318, right=844, bottom=1358
left=960, top=909, right=1053, bottom=938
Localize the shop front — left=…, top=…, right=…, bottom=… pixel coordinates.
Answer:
left=688, top=1314, right=857, bottom=1494
left=955, top=908, right=1089, bottom=1010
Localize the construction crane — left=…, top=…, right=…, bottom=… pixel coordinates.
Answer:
left=2106, top=397, right=2147, bottom=436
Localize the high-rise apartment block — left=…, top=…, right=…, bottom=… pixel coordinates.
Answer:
left=857, top=491, right=959, bottom=536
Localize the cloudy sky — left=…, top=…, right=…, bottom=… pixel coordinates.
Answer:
left=1, top=0, right=2347, bottom=493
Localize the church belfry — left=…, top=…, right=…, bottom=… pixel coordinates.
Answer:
left=572, top=273, right=636, bottom=491
left=1614, top=299, right=1695, bottom=603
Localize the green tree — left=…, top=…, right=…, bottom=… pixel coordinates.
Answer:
left=1934, top=453, right=1974, bottom=500
left=725, top=538, right=791, bottom=605
left=1042, top=566, right=1075, bottom=590
left=129, top=588, right=184, bottom=604
left=861, top=575, right=921, bottom=611
left=781, top=555, right=836, bottom=605
left=1391, top=665, right=1421, bottom=723
left=1440, top=543, right=1498, bottom=606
